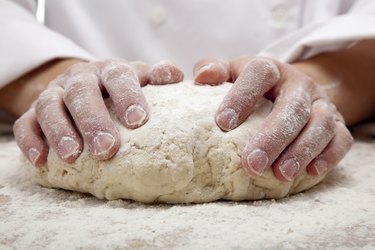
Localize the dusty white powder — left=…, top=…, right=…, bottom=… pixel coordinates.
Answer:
left=1, top=122, right=375, bottom=248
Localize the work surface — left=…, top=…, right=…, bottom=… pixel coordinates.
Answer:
left=0, top=133, right=374, bottom=249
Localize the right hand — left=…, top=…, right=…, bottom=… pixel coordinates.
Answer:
left=13, top=59, right=184, bottom=166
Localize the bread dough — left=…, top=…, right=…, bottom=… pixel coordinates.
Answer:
left=34, top=81, right=324, bottom=203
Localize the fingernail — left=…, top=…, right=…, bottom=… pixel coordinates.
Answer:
left=313, top=159, right=328, bottom=176
left=124, top=104, right=147, bottom=127
left=195, top=63, right=214, bottom=77
left=279, top=158, right=300, bottom=181
left=58, top=136, right=80, bottom=160
left=93, top=132, right=115, bottom=156
left=216, top=108, right=239, bottom=131
left=244, top=149, right=269, bottom=176
left=28, top=148, right=40, bottom=166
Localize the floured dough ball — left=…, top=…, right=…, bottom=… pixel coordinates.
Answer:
left=33, top=81, right=324, bottom=203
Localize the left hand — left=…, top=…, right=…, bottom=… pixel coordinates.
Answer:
left=193, top=56, right=353, bottom=182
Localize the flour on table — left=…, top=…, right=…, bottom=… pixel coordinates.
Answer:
left=33, top=81, right=324, bottom=203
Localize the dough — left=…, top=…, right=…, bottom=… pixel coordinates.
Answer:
left=34, top=81, right=324, bottom=203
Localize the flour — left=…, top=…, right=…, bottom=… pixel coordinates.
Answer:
left=32, top=81, right=325, bottom=203
left=1, top=134, right=375, bottom=248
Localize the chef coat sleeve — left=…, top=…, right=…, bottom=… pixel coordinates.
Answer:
left=0, top=0, right=94, bottom=89
left=258, top=0, right=375, bottom=62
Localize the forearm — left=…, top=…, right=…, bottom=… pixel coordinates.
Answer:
left=292, top=39, right=375, bottom=125
left=0, top=58, right=85, bottom=117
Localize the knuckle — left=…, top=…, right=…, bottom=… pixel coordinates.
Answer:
left=300, top=77, right=318, bottom=95
left=251, top=57, right=281, bottom=83
left=62, top=62, right=99, bottom=90
left=290, top=98, right=311, bottom=121
left=102, top=58, right=128, bottom=65
left=49, top=74, right=66, bottom=88
left=312, top=98, right=330, bottom=109
left=66, top=62, right=96, bottom=75
left=66, top=72, right=98, bottom=89
left=302, top=75, right=314, bottom=87
left=101, top=60, right=136, bottom=83
left=315, top=84, right=329, bottom=99
left=63, top=75, right=98, bottom=103
left=35, top=88, right=62, bottom=113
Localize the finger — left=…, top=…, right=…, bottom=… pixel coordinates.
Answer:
left=228, top=56, right=253, bottom=82
left=193, top=56, right=253, bottom=85
left=35, top=87, right=83, bottom=163
left=101, top=60, right=149, bottom=129
left=193, top=57, right=231, bottom=85
left=272, top=99, right=336, bottom=182
left=130, top=61, right=151, bottom=87
left=307, top=121, right=353, bottom=177
left=241, top=72, right=317, bottom=177
left=13, top=109, right=49, bottom=167
left=63, top=66, right=120, bottom=161
left=216, top=57, right=281, bottom=131
left=149, top=60, right=184, bottom=85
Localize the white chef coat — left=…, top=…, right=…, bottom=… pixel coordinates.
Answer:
left=2, top=0, right=375, bottom=84
left=1, top=0, right=375, bottom=132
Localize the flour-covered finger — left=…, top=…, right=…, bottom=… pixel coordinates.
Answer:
left=13, top=109, right=49, bottom=167
left=241, top=75, right=315, bottom=176
left=227, top=56, right=253, bottom=82
left=193, top=57, right=231, bottom=85
left=272, top=99, right=336, bottom=181
left=307, top=121, right=353, bottom=177
left=35, top=87, right=83, bottom=163
left=101, top=60, right=149, bottom=129
left=63, top=69, right=120, bottom=161
left=216, top=57, right=281, bottom=131
left=149, top=61, right=184, bottom=85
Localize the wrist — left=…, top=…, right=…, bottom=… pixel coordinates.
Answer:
left=0, top=58, right=85, bottom=117
left=292, top=40, right=375, bottom=125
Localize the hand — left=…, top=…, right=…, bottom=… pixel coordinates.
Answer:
left=14, top=59, right=183, bottom=166
left=194, top=56, right=353, bottom=181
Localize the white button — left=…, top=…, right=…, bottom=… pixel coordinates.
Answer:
left=271, top=5, right=289, bottom=26
left=150, top=5, right=168, bottom=25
